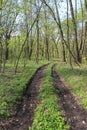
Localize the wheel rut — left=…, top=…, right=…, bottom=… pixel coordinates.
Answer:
left=1, top=65, right=47, bottom=130
left=52, top=64, right=87, bottom=130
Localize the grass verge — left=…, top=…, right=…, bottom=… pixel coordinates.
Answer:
left=0, top=60, right=49, bottom=118
left=56, top=62, right=87, bottom=109
left=30, top=64, right=70, bottom=130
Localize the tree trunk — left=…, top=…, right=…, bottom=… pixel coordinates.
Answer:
left=5, top=34, right=10, bottom=60
left=84, top=0, right=87, bottom=62
left=54, top=0, right=66, bottom=62
left=66, top=0, right=72, bottom=67
left=29, top=34, right=33, bottom=60
left=69, top=0, right=81, bottom=63
left=79, top=0, right=84, bottom=59
left=44, top=9, right=49, bottom=61
left=42, top=0, right=80, bottom=66
left=51, top=36, right=59, bottom=58
left=36, top=8, right=40, bottom=64
left=0, top=2, right=2, bottom=72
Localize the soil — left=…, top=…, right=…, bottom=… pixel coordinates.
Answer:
left=1, top=63, right=87, bottom=130
left=52, top=64, right=87, bottom=130
left=0, top=65, right=47, bottom=130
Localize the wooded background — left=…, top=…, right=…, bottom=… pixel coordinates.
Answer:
left=0, top=0, right=87, bottom=73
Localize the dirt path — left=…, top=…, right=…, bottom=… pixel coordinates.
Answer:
left=52, top=64, right=87, bottom=130
left=0, top=65, right=47, bottom=130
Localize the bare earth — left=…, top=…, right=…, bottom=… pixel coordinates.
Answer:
left=52, top=64, right=87, bottom=130
left=0, top=65, right=47, bottom=130
left=1, top=63, right=87, bottom=130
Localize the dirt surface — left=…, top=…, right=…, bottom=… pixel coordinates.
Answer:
left=0, top=65, right=47, bottom=130
left=52, top=64, right=87, bottom=130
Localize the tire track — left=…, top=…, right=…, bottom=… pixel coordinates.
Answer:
left=1, top=65, right=47, bottom=130
left=52, top=64, right=87, bottom=130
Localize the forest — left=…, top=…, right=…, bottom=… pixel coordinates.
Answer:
left=0, top=0, right=87, bottom=130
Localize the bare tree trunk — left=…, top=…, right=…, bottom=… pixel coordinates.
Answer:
left=44, top=9, right=49, bottom=60
left=24, top=0, right=34, bottom=60
left=28, top=0, right=34, bottom=60
left=66, top=0, right=72, bottom=67
left=23, top=0, right=29, bottom=61
left=36, top=12, right=39, bottom=64
left=24, top=47, right=27, bottom=68
left=36, top=0, right=40, bottom=64
left=0, top=37, right=3, bottom=72
left=5, top=34, right=10, bottom=60
left=0, top=2, right=2, bottom=72
left=0, top=40, right=2, bottom=72
left=3, top=34, right=10, bottom=72
left=13, top=37, right=17, bottom=68
left=84, top=0, right=87, bottom=62
left=29, top=35, right=33, bottom=60
left=69, top=0, right=81, bottom=63
left=79, top=0, right=84, bottom=56
left=54, top=0, right=66, bottom=62
left=51, top=36, right=59, bottom=58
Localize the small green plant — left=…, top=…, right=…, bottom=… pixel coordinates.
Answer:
left=0, top=102, right=10, bottom=117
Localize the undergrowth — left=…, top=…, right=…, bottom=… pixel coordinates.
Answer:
left=57, top=62, right=87, bottom=109
left=0, top=60, right=49, bottom=118
left=30, top=64, right=70, bottom=130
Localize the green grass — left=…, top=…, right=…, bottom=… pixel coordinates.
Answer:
left=0, top=60, right=49, bottom=118
left=57, top=62, right=87, bottom=109
left=30, top=64, right=70, bottom=130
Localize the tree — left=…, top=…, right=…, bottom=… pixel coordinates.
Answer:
left=54, top=0, right=66, bottom=62
left=44, top=7, right=49, bottom=60
left=84, top=0, right=87, bottom=61
left=66, top=0, right=72, bottom=67
left=0, top=0, right=3, bottom=72
left=36, top=0, right=40, bottom=64
left=69, top=0, right=81, bottom=63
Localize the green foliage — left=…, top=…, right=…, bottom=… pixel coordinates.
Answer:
left=0, top=60, right=49, bottom=118
left=0, top=102, right=10, bottom=117
left=57, top=63, right=87, bottom=109
left=30, top=64, right=70, bottom=130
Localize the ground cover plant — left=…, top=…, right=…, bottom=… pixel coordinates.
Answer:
left=57, top=62, right=87, bottom=109
left=30, top=64, right=70, bottom=130
left=0, top=60, right=49, bottom=118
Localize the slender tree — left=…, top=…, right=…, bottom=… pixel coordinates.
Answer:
left=84, top=0, right=87, bottom=61
left=79, top=0, right=84, bottom=56
left=69, top=0, right=81, bottom=63
left=0, top=0, right=3, bottom=72
left=44, top=7, right=49, bottom=60
left=66, top=0, right=72, bottom=67
left=54, top=0, right=66, bottom=62
left=36, top=0, right=40, bottom=64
